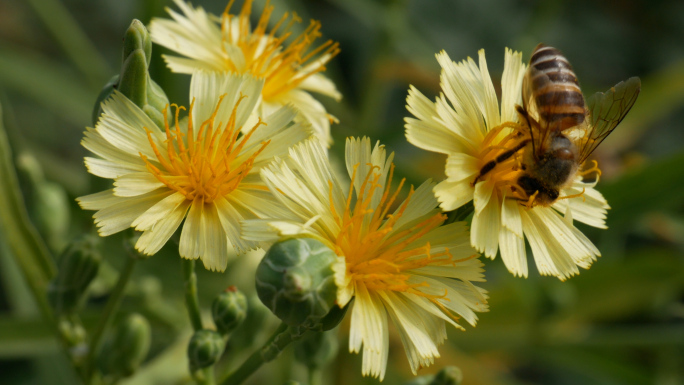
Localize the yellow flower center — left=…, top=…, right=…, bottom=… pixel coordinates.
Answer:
left=141, top=95, right=270, bottom=203
left=329, top=163, right=473, bottom=315
left=221, top=0, right=340, bottom=101
left=476, top=122, right=529, bottom=201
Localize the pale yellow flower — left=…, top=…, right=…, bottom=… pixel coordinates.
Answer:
left=243, top=137, right=488, bottom=379
left=150, top=0, right=341, bottom=147
left=78, top=71, right=311, bottom=271
left=405, top=48, right=609, bottom=280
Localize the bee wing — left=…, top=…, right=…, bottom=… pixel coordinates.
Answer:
left=577, top=76, right=641, bottom=163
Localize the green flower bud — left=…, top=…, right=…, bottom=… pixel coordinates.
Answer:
left=16, top=153, right=70, bottom=251
left=101, top=313, right=151, bottom=378
left=255, top=238, right=337, bottom=328
left=429, top=366, right=463, bottom=385
left=92, top=20, right=169, bottom=129
left=57, top=316, right=87, bottom=347
left=294, top=330, right=338, bottom=369
left=47, top=236, right=101, bottom=315
left=187, top=329, right=224, bottom=370
left=122, top=19, right=152, bottom=68
left=212, top=287, right=247, bottom=336
left=283, top=382, right=301, bottom=385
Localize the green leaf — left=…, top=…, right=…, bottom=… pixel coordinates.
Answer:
left=0, top=101, right=57, bottom=316
left=26, top=0, right=110, bottom=88
left=0, top=43, right=94, bottom=125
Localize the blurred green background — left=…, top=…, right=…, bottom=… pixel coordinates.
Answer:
left=1, top=0, right=684, bottom=384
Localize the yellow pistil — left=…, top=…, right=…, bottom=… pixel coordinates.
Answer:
left=329, top=162, right=467, bottom=315
left=221, top=0, right=340, bottom=101
left=140, top=95, right=270, bottom=203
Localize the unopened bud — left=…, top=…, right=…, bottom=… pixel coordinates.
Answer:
left=430, top=366, right=463, bottom=385
left=187, top=329, right=224, bottom=370
left=212, top=287, right=247, bottom=336
left=255, top=238, right=337, bottom=328
left=101, top=313, right=151, bottom=378
left=92, top=19, right=169, bottom=129
left=47, top=236, right=101, bottom=314
left=16, top=153, right=70, bottom=251
left=294, top=330, right=338, bottom=369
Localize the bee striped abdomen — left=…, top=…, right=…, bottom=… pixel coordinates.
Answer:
left=528, top=45, right=585, bottom=130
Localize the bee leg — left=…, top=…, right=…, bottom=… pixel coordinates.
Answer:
left=579, top=160, right=602, bottom=179
left=557, top=188, right=587, bottom=202
left=471, top=139, right=530, bottom=186
left=472, top=160, right=496, bottom=186
left=524, top=191, right=539, bottom=209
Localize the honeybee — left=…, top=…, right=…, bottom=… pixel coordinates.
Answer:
left=474, top=44, right=641, bottom=206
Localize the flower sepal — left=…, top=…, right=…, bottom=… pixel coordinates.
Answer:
left=92, top=19, right=169, bottom=129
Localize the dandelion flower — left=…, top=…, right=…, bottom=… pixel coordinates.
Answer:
left=149, top=0, right=341, bottom=147
left=78, top=71, right=311, bottom=271
left=243, top=137, right=488, bottom=379
left=405, top=48, right=609, bottom=280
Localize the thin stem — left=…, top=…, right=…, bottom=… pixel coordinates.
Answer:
left=182, top=259, right=216, bottom=385
left=308, top=367, right=323, bottom=385
left=219, top=323, right=301, bottom=385
left=86, top=252, right=137, bottom=379
left=182, top=259, right=204, bottom=331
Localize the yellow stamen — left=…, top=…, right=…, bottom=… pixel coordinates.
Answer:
left=331, top=162, right=467, bottom=321
left=473, top=121, right=535, bottom=202
left=558, top=188, right=587, bottom=202
left=221, top=0, right=340, bottom=102
left=140, top=95, right=269, bottom=203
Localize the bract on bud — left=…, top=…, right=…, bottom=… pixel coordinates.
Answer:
left=47, top=236, right=101, bottom=315
left=16, top=153, right=70, bottom=251
left=430, top=367, right=463, bottom=385
left=212, top=287, right=247, bottom=336
left=255, top=238, right=337, bottom=329
left=100, top=313, right=151, bottom=378
left=92, top=19, right=169, bottom=129
left=187, top=329, right=224, bottom=370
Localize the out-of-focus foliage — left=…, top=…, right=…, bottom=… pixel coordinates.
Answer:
left=0, top=0, right=683, bottom=384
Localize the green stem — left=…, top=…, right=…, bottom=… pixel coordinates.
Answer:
left=308, top=367, right=322, bottom=385
left=182, top=259, right=216, bottom=385
left=219, top=323, right=301, bottom=385
left=182, top=259, right=203, bottom=331
left=87, top=253, right=137, bottom=380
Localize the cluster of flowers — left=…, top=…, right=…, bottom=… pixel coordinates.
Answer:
left=79, top=0, right=609, bottom=380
